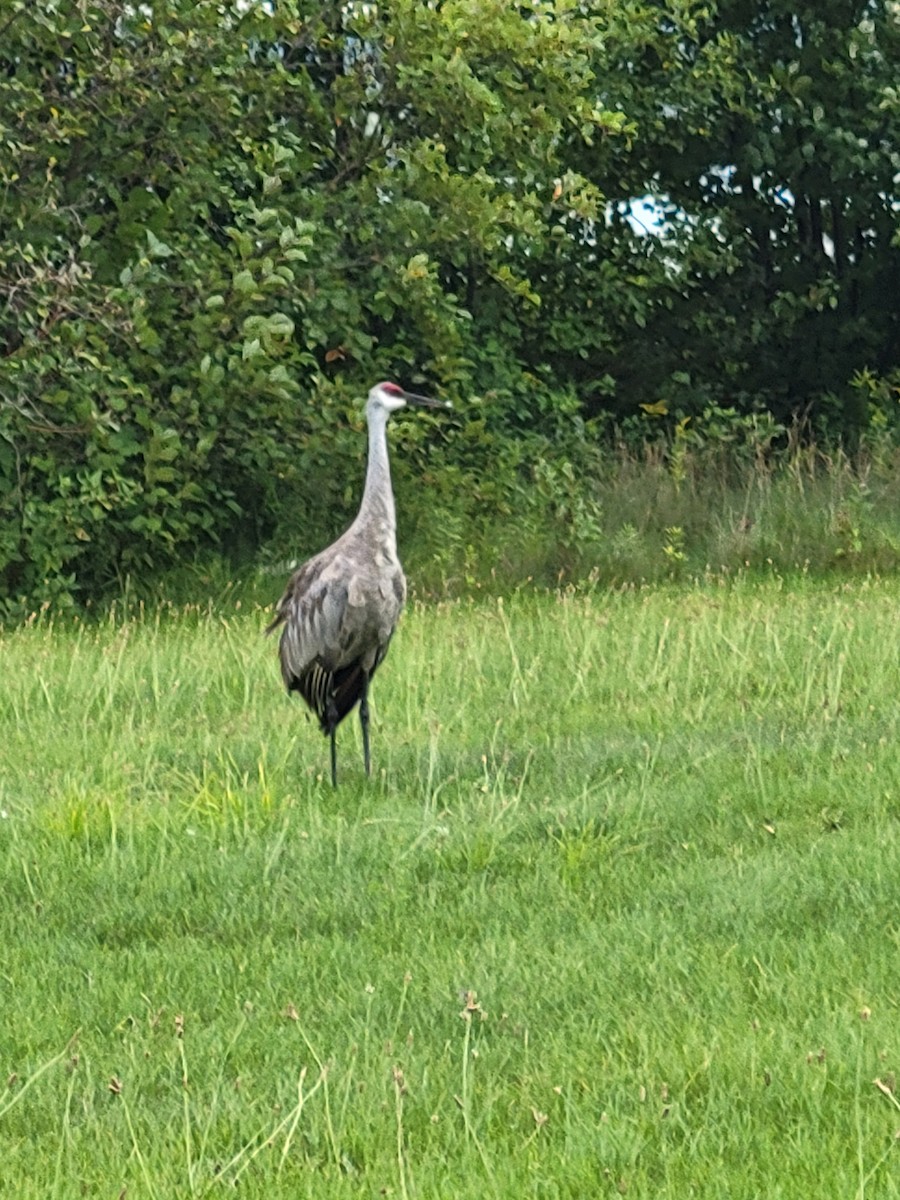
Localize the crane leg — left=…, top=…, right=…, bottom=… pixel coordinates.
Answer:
left=359, top=673, right=371, bottom=777
left=325, top=696, right=339, bottom=787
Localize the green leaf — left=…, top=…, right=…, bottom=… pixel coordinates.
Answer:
left=146, top=230, right=173, bottom=258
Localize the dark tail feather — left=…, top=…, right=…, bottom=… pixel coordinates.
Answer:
left=287, top=660, right=365, bottom=735
left=325, top=662, right=365, bottom=732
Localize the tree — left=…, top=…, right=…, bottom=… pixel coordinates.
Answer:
left=0, top=0, right=626, bottom=611
left=540, top=0, right=900, bottom=432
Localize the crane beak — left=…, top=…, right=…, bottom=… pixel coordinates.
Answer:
left=402, top=390, right=452, bottom=410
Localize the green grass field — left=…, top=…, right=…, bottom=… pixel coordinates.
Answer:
left=1, top=577, right=899, bottom=1197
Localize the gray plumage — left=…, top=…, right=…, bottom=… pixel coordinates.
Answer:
left=267, top=381, right=448, bottom=784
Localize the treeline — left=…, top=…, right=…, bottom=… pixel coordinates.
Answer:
left=1, top=0, right=898, bottom=612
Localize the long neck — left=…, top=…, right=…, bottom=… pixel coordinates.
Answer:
left=356, top=407, right=397, bottom=547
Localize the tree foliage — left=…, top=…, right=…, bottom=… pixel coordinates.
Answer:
left=0, top=0, right=898, bottom=611
left=569, top=0, right=900, bottom=432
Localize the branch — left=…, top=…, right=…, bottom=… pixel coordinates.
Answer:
left=0, top=3, right=27, bottom=45
left=0, top=390, right=89, bottom=436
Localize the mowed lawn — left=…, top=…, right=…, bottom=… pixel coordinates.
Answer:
left=1, top=577, right=898, bottom=1198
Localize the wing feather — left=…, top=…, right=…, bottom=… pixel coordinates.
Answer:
left=267, top=543, right=406, bottom=735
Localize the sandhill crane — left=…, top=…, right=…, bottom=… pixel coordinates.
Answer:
left=267, top=381, right=449, bottom=785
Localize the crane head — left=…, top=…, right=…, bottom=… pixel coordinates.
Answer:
left=368, top=381, right=451, bottom=415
